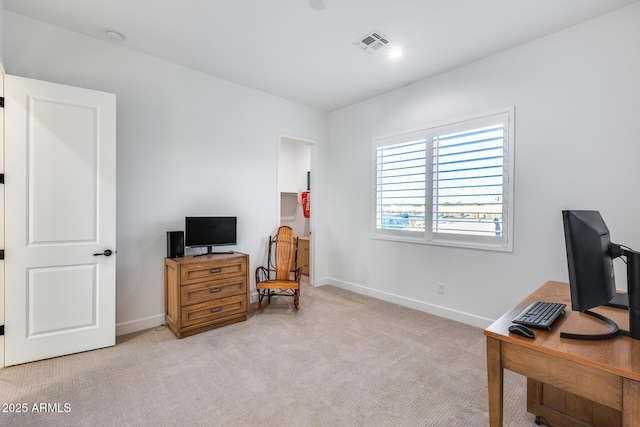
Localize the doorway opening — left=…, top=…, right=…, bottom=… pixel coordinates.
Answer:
left=278, top=135, right=315, bottom=285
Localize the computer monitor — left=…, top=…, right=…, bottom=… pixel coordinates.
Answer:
left=562, top=210, right=617, bottom=311
left=185, top=216, right=237, bottom=256
left=562, top=210, right=640, bottom=340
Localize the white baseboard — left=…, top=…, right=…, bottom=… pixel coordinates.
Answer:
left=313, top=276, right=331, bottom=286
left=116, top=314, right=165, bottom=336
left=328, top=278, right=494, bottom=329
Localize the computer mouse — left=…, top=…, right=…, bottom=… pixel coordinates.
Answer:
left=508, top=323, right=536, bottom=338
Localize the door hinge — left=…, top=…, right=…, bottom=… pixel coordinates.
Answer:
left=0, top=250, right=4, bottom=260
left=0, top=325, right=4, bottom=336
left=0, top=173, right=4, bottom=184
left=0, top=97, right=4, bottom=108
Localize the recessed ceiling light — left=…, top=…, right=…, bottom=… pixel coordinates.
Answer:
left=106, top=30, right=125, bottom=41
left=388, top=49, right=403, bottom=59
left=309, top=0, right=327, bottom=11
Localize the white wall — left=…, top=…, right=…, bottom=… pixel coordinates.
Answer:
left=5, top=12, right=328, bottom=334
left=279, top=139, right=311, bottom=193
left=327, top=3, right=640, bottom=326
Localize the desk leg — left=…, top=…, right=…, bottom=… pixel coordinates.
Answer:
left=487, top=337, right=504, bottom=427
left=623, top=378, right=640, bottom=427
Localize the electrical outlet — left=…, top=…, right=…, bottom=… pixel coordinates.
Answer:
left=437, top=282, right=445, bottom=294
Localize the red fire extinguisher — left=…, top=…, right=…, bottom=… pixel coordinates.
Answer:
left=301, top=191, right=310, bottom=218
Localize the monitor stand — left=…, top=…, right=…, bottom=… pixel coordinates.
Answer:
left=559, top=310, right=623, bottom=340
left=561, top=247, right=640, bottom=341
left=193, top=246, right=234, bottom=257
left=606, top=293, right=629, bottom=310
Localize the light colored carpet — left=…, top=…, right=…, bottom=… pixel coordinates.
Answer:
left=0, top=282, right=532, bottom=426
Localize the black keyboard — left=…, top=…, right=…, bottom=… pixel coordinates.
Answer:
left=512, top=301, right=566, bottom=330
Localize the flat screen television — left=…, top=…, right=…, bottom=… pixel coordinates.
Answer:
left=185, top=216, right=237, bottom=256
left=561, top=210, right=640, bottom=340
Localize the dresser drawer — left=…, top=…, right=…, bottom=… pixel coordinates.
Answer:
left=180, top=276, right=246, bottom=306
left=181, top=294, right=246, bottom=327
left=180, top=258, right=247, bottom=285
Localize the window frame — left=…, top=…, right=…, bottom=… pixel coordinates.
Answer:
left=372, top=107, right=515, bottom=252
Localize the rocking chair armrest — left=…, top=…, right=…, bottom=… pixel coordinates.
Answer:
left=292, top=266, right=302, bottom=283
left=255, top=265, right=273, bottom=283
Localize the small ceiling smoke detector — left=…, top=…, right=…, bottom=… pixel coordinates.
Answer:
left=353, top=30, right=390, bottom=54
left=106, top=30, right=125, bottom=41
left=309, top=0, right=327, bottom=11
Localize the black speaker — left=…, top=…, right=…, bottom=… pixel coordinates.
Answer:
left=167, top=231, right=184, bottom=258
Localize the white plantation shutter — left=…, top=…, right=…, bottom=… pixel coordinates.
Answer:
left=431, top=112, right=510, bottom=247
left=373, top=109, right=514, bottom=251
left=374, top=133, right=426, bottom=238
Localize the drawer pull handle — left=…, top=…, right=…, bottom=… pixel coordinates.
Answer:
left=209, top=287, right=222, bottom=293
left=210, top=307, right=222, bottom=313
left=210, top=268, right=222, bottom=274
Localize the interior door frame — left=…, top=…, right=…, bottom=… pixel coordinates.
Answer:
left=0, top=63, right=5, bottom=368
left=277, top=133, right=317, bottom=286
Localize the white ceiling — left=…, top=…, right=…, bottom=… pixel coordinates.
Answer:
left=4, top=0, right=639, bottom=111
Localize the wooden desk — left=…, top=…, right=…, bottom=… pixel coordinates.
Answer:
left=484, top=281, right=640, bottom=426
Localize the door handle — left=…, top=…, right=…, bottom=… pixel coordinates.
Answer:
left=93, top=249, right=114, bottom=257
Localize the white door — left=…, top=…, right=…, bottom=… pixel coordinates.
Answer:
left=4, top=75, right=116, bottom=366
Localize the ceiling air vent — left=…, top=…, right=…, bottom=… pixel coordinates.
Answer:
left=353, top=30, right=389, bottom=54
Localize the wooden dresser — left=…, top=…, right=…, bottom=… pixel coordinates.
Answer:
left=297, top=236, right=310, bottom=276
left=164, top=252, right=249, bottom=338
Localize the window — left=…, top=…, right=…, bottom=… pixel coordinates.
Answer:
left=373, top=109, right=514, bottom=251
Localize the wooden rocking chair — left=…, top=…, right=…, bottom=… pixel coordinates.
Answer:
left=255, top=226, right=301, bottom=310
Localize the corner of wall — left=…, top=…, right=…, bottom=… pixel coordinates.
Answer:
left=115, top=314, right=165, bottom=337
